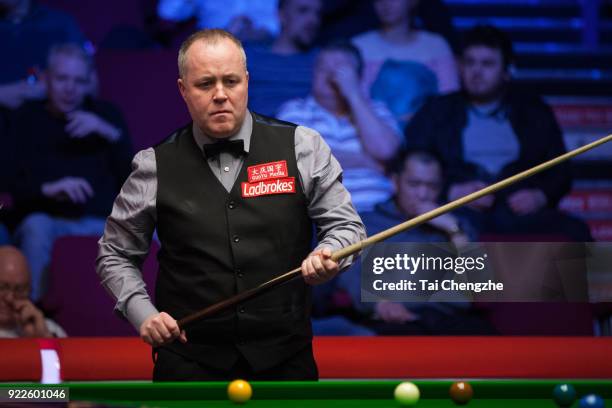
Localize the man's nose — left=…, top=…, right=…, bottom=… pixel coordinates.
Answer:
left=213, top=84, right=228, bottom=102
left=416, top=186, right=429, bottom=199
left=472, top=65, right=484, bottom=75
left=64, top=81, right=77, bottom=94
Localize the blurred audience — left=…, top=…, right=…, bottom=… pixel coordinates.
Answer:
left=405, top=25, right=592, bottom=242
left=0, top=246, right=66, bottom=337
left=0, top=0, right=85, bottom=109
left=318, top=0, right=459, bottom=53
left=351, top=0, right=459, bottom=96
left=157, top=0, right=279, bottom=43
left=277, top=42, right=401, bottom=212
left=9, top=43, right=133, bottom=301
left=314, top=150, right=493, bottom=335
left=246, top=0, right=322, bottom=116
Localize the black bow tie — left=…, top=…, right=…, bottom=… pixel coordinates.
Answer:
left=203, top=139, right=245, bottom=158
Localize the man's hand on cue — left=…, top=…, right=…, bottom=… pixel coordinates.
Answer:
left=140, top=312, right=187, bottom=347
left=301, top=248, right=339, bottom=285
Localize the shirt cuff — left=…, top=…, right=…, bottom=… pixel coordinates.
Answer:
left=124, top=294, right=159, bottom=332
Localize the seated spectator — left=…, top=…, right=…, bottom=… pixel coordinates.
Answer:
left=318, top=0, right=459, bottom=54
left=0, top=0, right=85, bottom=109
left=10, top=43, right=133, bottom=301
left=246, top=0, right=322, bottom=116
left=277, top=42, right=402, bottom=212
left=315, top=150, right=494, bottom=335
left=0, top=246, right=66, bottom=337
left=405, top=25, right=592, bottom=242
left=413, top=0, right=460, bottom=54
left=363, top=150, right=476, bottom=244
left=157, top=0, right=279, bottom=43
left=351, top=0, right=459, bottom=95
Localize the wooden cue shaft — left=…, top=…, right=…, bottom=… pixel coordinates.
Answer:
left=178, top=133, right=612, bottom=329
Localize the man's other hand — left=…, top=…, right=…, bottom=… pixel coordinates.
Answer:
left=448, top=181, right=494, bottom=210
left=41, top=177, right=94, bottom=204
left=140, top=312, right=187, bottom=347
left=10, top=299, right=51, bottom=337
left=375, top=301, right=418, bottom=324
left=301, top=247, right=339, bottom=285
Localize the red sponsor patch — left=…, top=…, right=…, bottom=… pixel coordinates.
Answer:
left=241, top=177, right=296, bottom=198
left=247, top=160, right=288, bottom=182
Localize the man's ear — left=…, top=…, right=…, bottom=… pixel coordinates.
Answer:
left=177, top=78, right=186, bottom=101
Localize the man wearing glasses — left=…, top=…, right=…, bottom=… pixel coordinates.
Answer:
left=0, top=246, right=66, bottom=338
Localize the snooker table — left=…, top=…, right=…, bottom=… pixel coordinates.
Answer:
left=1, top=337, right=612, bottom=406
left=1, top=380, right=612, bottom=407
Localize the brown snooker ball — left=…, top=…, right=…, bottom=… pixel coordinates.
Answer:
left=449, top=381, right=473, bottom=405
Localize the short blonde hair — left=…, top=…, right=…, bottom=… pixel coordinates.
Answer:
left=47, top=43, right=93, bottom=73
left=177, top=29, right=247, bottom=78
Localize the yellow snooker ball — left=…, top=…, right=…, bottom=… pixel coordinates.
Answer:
left=227, top=379, right=253, bottom=404
left=394, top=381, right=420, bottom=406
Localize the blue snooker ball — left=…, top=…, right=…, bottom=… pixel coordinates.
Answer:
left=579, top=394, right=605, bottom=408
left=552, top=384, right=576, bottom=407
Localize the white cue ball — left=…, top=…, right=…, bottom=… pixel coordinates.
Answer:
left=394, top=381, right=420, bottom=406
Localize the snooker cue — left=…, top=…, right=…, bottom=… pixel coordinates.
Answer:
left=178, top=133, right=612, bottom=329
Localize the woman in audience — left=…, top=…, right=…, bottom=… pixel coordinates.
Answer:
left=352, top=0, right=458, bottom=94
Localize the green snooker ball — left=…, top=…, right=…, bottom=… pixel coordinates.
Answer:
left=552, top=384, right=577, bottom=407
left=394, top=382, right=420, bottom=406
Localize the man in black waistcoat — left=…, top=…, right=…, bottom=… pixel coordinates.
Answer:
left=96, top=29, right=366, bottom=381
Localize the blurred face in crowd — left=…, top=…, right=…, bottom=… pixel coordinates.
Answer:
left=312, top=49, right=359, bottom=111
left=394, top=157, right=443, bottom=217
left=178, top=38, right=249, bottom=139
left=279, top=0, right=322, bottom=50
left=0, top=247, right=30, bottom=329
left=373, top=0, right=417, bottom=27
left=45, top=53, right=91, bottom=113
left=460, top=45, right=509, bottom=103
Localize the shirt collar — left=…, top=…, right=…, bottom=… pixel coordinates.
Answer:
left=192, top=111, right=252, bottom=154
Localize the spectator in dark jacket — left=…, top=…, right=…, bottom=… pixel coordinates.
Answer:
left=313, top=150, right=494, bottom=335
left=404, top=25, right=592, bottom=241
left=10, top=43, right=133, bottom=301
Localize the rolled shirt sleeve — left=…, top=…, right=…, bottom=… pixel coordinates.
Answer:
left=294, top=125, right=367, bottom=269
left=96, top=148, right=159, bottom=331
